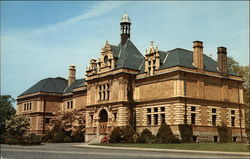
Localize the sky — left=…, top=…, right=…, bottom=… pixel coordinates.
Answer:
left=1, top=1, right=249, bottom=101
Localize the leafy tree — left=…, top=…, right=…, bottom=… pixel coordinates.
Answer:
left=217, top=123, right=232, bottom=143
left=228, top=57, right=249, bottom=142
left=178, top=124, right=193, bottom=143
left=0, top=95, right=16, bottom=143
left=5, top=115, right=30, bottom=140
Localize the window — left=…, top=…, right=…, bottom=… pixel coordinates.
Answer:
left=160, top=107, right=165, bottom=112
left=147, top=108, right=151, bottom=113
left=212, top=115, right=217, bottom=126
left=104, top=55, right=109, bottom=64
left=147, top=115, right=151, bottom=125
left=113, top=113, right=117, bottom=121
left=67, top=102, right=70, bottom=109
left=154, top=114, right=158, bottom=125
left=191, top=106, right=196, bottom=111
left=90, top=115, right=94, bottom=123
left=154, top=107, right=158, bottom=112
left=193, top=136, right=197, bottom=142
left=231, top=116, right=235, bottom=127
left=191, top=113, right=196, bottom=125
left=161, top=114, right=165, bottom=123
left=212, top=108, right=216, bottom=113
left=213, top=136, right=218, bottom=142
left=66, top=101, right=73, bottom=109
left=153, top=60, right=156, bottom=65
left=148, top=61, right=151, bottom=66
left=71, top=101, right=73, bottom=109
left=231, top=110, right=235, bottom=115
left=98, top=84, right=110, bottom=100
left=45, top=118, right=50, bottom=124
left=23, top=102, right=32, bottom=111
left=232, top=136, right=237, bottom=142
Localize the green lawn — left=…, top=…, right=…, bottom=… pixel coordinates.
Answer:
left=95, top=143, right=249, bottom=152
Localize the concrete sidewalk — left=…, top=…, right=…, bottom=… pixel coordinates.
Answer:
left=72, top=143, right=250, bottom=157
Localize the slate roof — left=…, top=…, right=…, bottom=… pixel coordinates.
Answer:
left=19, top=77, right=68, bottom=96
left=64, top=78, right=86, bottom=93
left=154, top=48, right=236, bottom=75
left=110, top=39, right=144, bottom=71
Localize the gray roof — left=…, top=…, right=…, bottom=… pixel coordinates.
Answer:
left=110, top=39, right=144, bottom=71
left=19, top=77, right=68, bottom=96
left=64, top=78, right=85, bottom=93
left=155, top=48, right=236, bottom=75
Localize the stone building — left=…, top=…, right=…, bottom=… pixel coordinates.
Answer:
left=16, top=13, right=246, bottom=142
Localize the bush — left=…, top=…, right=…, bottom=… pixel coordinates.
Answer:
left=21, top=134, right=41, bottom=145
left=121, top=124, right=135, bottom=143
left=178, top=124, right=193, bottom=143
left=136, top=135, right=146, bottom=143
left=5, top=138, right=19, bottom=145
left=109, top=127, right=122, bottom=143
left=157, top=122, right=177, bottom=143
left=64, top=136, right=72, bottom=143
left=217, top=124, right=232, bottom=143
left=41, top=131, right=54, bottom=142
left=52, top=131, right=67, bottom=143
left=72, top=133, right=84, bottom=142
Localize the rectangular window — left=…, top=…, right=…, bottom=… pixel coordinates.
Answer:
left=232, top=136, right=237, bottom=142
left=160, top=107, right=165, bottom=112
left=191, top=106, right=196, bottom=111
left=191, top=113, right=196, bottom=125
left=212, top=108, right=216, bottom=113
left=67, top=102, right=70, bottom=109
left=212, top=115, right=217, bottom=126
left=154, top=114, right=158, bottom=125
left=29, top=103, right=32, bottom=110
left=154, top=107, right=158, bottom=112
left=231, top=110, right=235, bottom=115
left=45, top=118, right=50, bottom=124
left=147, top=115, right=151, bottom=125
left=231, top=116, right=235, bottom=127
left=213, top=136, right=218, bottom=142
left=113, top=113, right=117, bottom=121
left=160, top=114, right=165, bottom=123
left=148, top=61, right=151, bottom=66
left=24, top=104, right=26, bottom=111
left=71, top=101, right=73, bottom=109
left=90, top=115, right=94, bottom=123
left=147, top=108, right=151, bottom=113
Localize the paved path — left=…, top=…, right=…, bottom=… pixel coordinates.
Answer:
left=1, top=143, right=249, bottom=159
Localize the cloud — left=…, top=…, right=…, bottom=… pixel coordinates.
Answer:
left=4, top=1, right=126, bottom=38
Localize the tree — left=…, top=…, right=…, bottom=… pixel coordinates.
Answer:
left=227, top=57, right=250, bottom=142
left=0, top=95, right=16, bottom=143
left=5, top=115, right=30, bottom=140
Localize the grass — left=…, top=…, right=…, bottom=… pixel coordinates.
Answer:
left=95, top=143, right=249, bottom=152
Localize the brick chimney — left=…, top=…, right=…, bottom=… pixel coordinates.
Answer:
left=193, top=41, right=204, bottom=70
left=68, top=65, right=76, bottom=86
left=217, top=47, right=228, bottom=75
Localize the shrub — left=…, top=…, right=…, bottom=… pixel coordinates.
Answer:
left=109, top=127, right=122, bottom=143
left=157, top=122, right=176, bottom=143
left=178, top=124, right=193, bottom=143
left=121, top=124, right=135, bottom=143
left=52, top=131, right=67, bottom=143
left=5, top=138, right=18, bottom=145
left=217, top=124, right=232, bottom=143
left=136, top=135, right=146, bottom=143
left=64, top=136, right=72, bottom=143
left=72, top=133, right=84, bottom=142
left=41, top=131, right=54, bottom=142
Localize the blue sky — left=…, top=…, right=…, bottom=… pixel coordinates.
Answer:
left=1, top=1, right=249, bottom=100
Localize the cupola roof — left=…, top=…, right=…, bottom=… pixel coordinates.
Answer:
left=121, top=13, right=131, bottom=23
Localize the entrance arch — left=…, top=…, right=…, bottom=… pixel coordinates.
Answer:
left=99, top=109, right=108, bottom=134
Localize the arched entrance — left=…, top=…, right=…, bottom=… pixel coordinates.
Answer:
left=99, top=109, right=108, bottom=134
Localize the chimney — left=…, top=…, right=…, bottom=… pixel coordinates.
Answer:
left=193, top=41, right=204, bottom=70
left=217, top=47, right=228, bottom=75
left=68, top=65, right=76, bottom=86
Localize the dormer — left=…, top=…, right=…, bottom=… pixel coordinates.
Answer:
left=97, top=41, right=116, bottom=73
left=144, top=41, right=161, bottom=76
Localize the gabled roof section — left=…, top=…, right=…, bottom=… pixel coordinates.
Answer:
left=115, top=39, right=144, bottom=71
left=64, top=78, right=86, bottom=93
left=19, top=77, right=68, bottom=96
